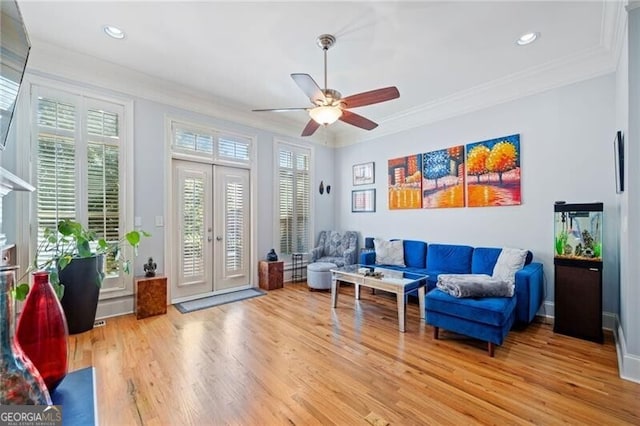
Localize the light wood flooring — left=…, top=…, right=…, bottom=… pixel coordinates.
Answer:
left=69, top=282, right=640, bottom=425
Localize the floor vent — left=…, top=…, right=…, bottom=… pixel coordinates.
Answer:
left=93, top=320, right=106, bottom=327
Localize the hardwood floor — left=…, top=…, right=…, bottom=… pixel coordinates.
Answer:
left=69, top=282, right=640, bottom=425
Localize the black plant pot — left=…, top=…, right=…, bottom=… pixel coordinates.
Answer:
left=59, top=255, right=103, bottom=334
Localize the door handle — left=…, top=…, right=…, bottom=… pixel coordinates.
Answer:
left=208, top=236, right=212, bottom=242
left=216, top=236, right=222, bottom=241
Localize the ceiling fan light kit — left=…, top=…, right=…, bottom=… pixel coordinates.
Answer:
left=252, top=33, right=400, bottom=137
left=309, top=105, right=342, bottom=125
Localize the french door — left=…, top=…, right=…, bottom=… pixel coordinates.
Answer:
left=172, top=160, right=250, bottom=301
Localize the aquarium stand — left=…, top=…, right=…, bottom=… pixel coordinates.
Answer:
left=553, top=258, right=603, bottom=343
left=553, top=202, right=604, bottom=343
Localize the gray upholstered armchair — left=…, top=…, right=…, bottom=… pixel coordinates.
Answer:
left=309, top=231, right=359, bottom=267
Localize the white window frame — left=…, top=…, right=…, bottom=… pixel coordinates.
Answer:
left=169, top=118, right=252, bottom=168
left=273, top=139, right=314, bottom=263
left=27, top=79, right=134, bottom=300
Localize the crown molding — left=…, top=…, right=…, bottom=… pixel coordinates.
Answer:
left=26, top=40, right=335, bottom=147
left=26, top=0, right=626, bottom=151
left=602, top=0, right=628, bottom=66
left=333, top=0, right=627, bottom=147
left=334, top=45, right=617, bottom=147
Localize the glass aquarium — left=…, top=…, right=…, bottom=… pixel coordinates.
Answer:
left=554, top=202, right=603, bottom=262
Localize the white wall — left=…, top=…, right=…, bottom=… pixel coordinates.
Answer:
left=618, top=1, right=640, bottom=382
left=336, top=74, right=619, bottom=315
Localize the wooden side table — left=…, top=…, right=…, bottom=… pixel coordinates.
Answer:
left=135, top=275, right=167, bottom=319
left=259, top=260, right=283, bottom=290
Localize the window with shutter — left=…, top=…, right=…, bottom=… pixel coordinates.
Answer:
left=276, top=143, right=311, bottom=255
left=172, top=124, right=214, bottom=156
left=36, top=98, right=77, bottom=264
left=218, top=137, right=250, bottom=163
left=171, top=120, right=252, bottom=166
left=33, top=89, right=129, bottom=289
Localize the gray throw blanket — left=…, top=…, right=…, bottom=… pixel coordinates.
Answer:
left=436, top=274, right=514, bottom=298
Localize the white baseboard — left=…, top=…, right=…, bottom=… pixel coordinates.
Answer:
left=540, top=302, right=640, bottom=383
left=603, top=312, right=617, bottom=331
left=96, top=295, right=134, bottom=319
left=614, top=317, right=640, bottom=384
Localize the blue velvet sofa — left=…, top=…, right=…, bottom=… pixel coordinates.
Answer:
left=360, top=240, right=544, bottom=324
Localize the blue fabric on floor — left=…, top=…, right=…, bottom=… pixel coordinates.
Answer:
left=174, top=288, right=266, bottom=314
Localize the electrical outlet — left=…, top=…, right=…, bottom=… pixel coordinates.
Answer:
left=155, top=216, right=164, bottom=227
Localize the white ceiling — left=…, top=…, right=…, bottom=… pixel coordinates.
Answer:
left=18, top=1, right=626, bottom=145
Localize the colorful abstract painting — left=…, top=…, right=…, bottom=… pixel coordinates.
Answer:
left=466, top=134, right=521, bottom=207
left=422, top=145, right=465, bottom=208
left=388, top=155, right=422, bottom=209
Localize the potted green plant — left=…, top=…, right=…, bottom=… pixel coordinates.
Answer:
left=17, top=219, right=150, bottom=334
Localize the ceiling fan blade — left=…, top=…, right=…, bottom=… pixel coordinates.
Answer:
left=339, top=110, right=378, bottom=131
left=342, top=87, right=400, bottom=109
left=252, top=107, right=309, bottom=112
left=291, top=73, right=325, bottom=103
left=301, top=119, right=321, bottom=137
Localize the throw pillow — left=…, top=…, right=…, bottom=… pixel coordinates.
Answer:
left=374, top=238, right=405, bottom=267
left=492, top=248, right=528, bottom=284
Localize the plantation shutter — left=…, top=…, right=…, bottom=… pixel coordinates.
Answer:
left=277, top=144, right=310, bottom=255
left=36, top=97, right=77, bottom=262
left=295, top=152, right=310, bottom=253
left=181, top=176, right=206, bottom=278
left=278, top=150, right=293, bottom=254
left=224, top=180, right=244, bottom=271
left=86, top=108, right=121, bottom=276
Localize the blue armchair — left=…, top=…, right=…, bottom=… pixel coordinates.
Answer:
left=309, top=231, right=359, bottom=267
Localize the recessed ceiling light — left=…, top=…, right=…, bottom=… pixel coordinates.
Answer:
left=516, top=32, right=540, bottom=46
left=103, top=25, right=125, bottom=40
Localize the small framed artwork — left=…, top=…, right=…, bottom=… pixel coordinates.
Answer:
left=353, top=162, right=375, bottom=186
left=614, top=130, right=624, bottom=193
left=352, top=189, right=376, bottom=213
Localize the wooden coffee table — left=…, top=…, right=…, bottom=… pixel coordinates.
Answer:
left=330, top=264, right=427, bottom=332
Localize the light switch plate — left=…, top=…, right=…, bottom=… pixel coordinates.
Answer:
left=155, top=215, right=164, bottom=227
left=134, top=216, right=142, bottom=227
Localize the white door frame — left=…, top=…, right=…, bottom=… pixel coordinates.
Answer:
left=164, top=117, right=258, bottom=304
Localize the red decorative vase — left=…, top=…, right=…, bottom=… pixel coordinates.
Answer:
left=16, top=271, right=68, bottom=392
left=0, top=266, right=51, bottom=404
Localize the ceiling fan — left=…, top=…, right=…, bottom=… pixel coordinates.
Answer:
left=252, top=34, right=400, bottom=137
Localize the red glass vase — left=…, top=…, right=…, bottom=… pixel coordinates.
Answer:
left=16, top=271, right=69, bottom=392
left=0, top=266, right=51, bottom=404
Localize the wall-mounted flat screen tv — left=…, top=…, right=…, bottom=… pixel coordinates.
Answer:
left=0, top=0, right=31, bottom=151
